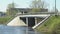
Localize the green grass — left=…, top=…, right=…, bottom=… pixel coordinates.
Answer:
left=36, top=15, right=60, bottom=34
left=0, top=16, right=14, bottom=25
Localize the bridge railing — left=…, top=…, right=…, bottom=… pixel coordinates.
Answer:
left=16, top=12, right=56, bottom=15
left=15, top=12, right=60, bottom=17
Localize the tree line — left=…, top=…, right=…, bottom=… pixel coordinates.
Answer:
left=6, top=0, right=58, bottom=16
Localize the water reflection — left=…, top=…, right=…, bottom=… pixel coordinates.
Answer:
left=0, top=25, right=40, bottom=34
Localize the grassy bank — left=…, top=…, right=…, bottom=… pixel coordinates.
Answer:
left=36, top=15, right=60, bottom=34
left=0, top=16, right=14, bottom=25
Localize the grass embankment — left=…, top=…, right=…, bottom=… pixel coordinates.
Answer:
left=0, top=16, right=14, bottom=25
left=36, top=15, right=60, bottom=34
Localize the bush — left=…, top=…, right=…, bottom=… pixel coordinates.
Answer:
left=0, top=16, right=14, bottom=24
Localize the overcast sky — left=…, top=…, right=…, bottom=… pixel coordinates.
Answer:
left=0, top=0, right=60, bottom=12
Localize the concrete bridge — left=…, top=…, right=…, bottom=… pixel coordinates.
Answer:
left=7, top=14, right=50, bottom=29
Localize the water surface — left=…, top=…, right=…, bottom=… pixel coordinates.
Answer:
left=0, top=25, right=41, bottom=34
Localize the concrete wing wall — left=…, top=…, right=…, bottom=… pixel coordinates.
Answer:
left=7, top=16, right=27, bottom=26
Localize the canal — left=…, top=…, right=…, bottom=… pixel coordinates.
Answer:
left=0, top=25, right=42, bottom=34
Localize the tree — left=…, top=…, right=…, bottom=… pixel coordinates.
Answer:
left=30, top=0, right=48, bottom=12
left=6, top=2, right=17, bottom=16
left=7, top=2, right=15, bottom=9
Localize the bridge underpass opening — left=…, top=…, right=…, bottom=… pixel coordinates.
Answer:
left=20, top=17, right=35, bottom=27
left=20, top=17, right=44, bottom=27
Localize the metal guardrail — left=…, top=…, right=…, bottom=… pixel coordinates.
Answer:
left=18, top=12, right=55, bottom=14
left=16, top=12, right=60, bottom=17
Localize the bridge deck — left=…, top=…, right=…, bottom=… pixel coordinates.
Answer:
left=17, top=14, right=50, bottom=18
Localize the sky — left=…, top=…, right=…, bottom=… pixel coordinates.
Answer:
left=0, top=0, right=60, bottom=12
